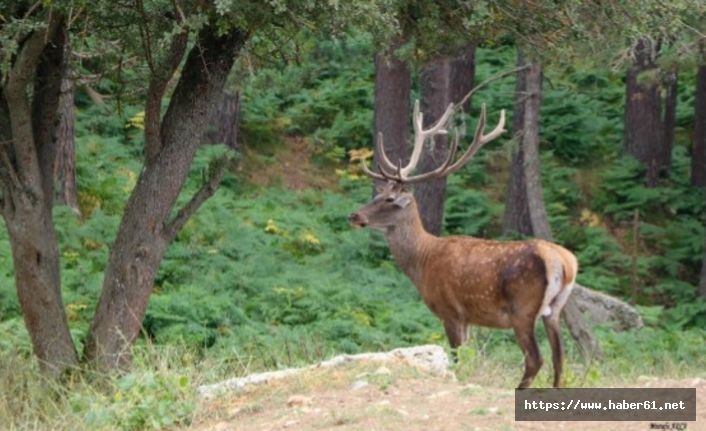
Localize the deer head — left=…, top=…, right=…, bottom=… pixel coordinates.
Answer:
left=349, top=100, right=506, bottom=231
left=348, top=181, right=415, bottom=231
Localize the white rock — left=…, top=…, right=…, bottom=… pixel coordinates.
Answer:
left=350, top=379, right=369, bottom=391
left=197, top=345, right=450, bottom=399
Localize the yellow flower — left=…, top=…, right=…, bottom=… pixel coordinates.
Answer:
left=265, top=219, right=280, bottom=234
left=579, top=209, right=602, bottom=227
left=126, top=111, right=145, bottom=130
left=66, top=303, right=88, bottom=321
left=348, top=148, right=373, bottom=163
left=301, top=231, right=320, bottom=245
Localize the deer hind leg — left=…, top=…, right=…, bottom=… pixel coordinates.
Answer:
left=513, top=320, right=543, bottom=389
left=541, top=280, right=573, bottom=388
left=542, top=314, right=563, bottom=387
left=443, top=320, right=468, bottom=361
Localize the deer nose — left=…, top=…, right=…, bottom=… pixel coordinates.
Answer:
left=348, top=212, right=367, bottom=228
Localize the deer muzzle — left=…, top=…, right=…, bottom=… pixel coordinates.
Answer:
left=348, top=212, right=368, bottom=228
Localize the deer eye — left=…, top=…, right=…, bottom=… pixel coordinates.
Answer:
left=385, top=196, right=395, bottom=203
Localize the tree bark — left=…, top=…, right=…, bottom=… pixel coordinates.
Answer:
left=503, top=50, right=534, bottom=236
left=692, top=63, right=706, bottom=187
left=53, top=57, right=80, bottom=212
left=84, top=26, right=247, bottom=370
left=661, top=69, right=677, bottom=178
left=521, top=62, right=553, bottom=240
left=372, top=42, right=412, bottom=192
left=624, top=37, right=662, bottom=186
left=700, top=230, right=706, bottom=299
left=0, top=16, right=78, bottom=376
left=5, top=197, right=78, bottom=375
left=414, top=44, right=475, bottom=235
left=205, top=91, right=240, bottom=150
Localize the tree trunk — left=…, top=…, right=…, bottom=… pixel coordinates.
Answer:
left=205, top=91, right=240, bottom=150
left=5, top=199, right=78, bottom=375
left=0, top=16, right=78, bottom=376
left=692, top=63, right=706, bottom=187
left=624, top=37, right=662, bottom=187
left=700, top=231, right=706, bottom=299
left=521, top=62, right=553, bottom=240
left=53, top=59, right=80, bottom=212
left=84, top=26, right=247, bottom=370
left=661, top=69, right=677, bottom=178
left=372, top=42, right=412, bottom=192
left=414, top=44, right=475, bottom=235
left=503, top=50, right=533, bottom=236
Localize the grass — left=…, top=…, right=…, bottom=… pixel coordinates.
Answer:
left=2, top=322, right=704, bottom=430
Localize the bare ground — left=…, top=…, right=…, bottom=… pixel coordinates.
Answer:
left=186, top=361, right=705, bottom=431
left=241, top=137, right=337, bottom=191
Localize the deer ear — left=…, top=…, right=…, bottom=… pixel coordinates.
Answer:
left=393, top=194, right=412, bottom=208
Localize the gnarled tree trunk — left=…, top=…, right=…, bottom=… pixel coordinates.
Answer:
left=415, top=44, right=475, bottom=235
left=0, top=16, right=78, bottom=376
left=84, top=25, right=247, bottom=370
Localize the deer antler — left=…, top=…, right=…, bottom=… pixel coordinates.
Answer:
left=361, top=100, right=506, bottom=184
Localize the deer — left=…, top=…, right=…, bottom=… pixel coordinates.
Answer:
left=348, top=99, right=578, bottom=389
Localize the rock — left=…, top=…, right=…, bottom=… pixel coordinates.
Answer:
left=198, top=345, right=450, bottom=399
left=390, top=345, right=449, bottom=376
left=350, top=379, right=369, bottom=391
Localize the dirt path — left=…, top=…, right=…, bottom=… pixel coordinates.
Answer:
left=187, top=360, right=705, bottom=431
left=243, top=137, right=336, bottom=190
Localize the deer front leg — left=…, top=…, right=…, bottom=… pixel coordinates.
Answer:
left=443, top=320, right=468, bottom=361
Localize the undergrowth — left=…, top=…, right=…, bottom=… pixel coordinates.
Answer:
left=1, top=34, right=705, bottom=430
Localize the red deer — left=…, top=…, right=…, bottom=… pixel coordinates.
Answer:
left=348, top=100, right=577, bottom=388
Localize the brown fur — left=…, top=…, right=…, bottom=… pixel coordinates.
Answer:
left=350, top=185, right=577, bottom=388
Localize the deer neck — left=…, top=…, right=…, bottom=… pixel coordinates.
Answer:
left=384, top=203, right=435, bottom=286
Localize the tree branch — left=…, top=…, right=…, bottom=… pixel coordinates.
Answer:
left=135, top=0, right=156, bottom=76
left=4, top=13, right=61, bottom=186
left=162, top=157, right=230, bottom=243
left=32, top=18, right=66, bottom=209
left=144, top=29, right=189, bottom=164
